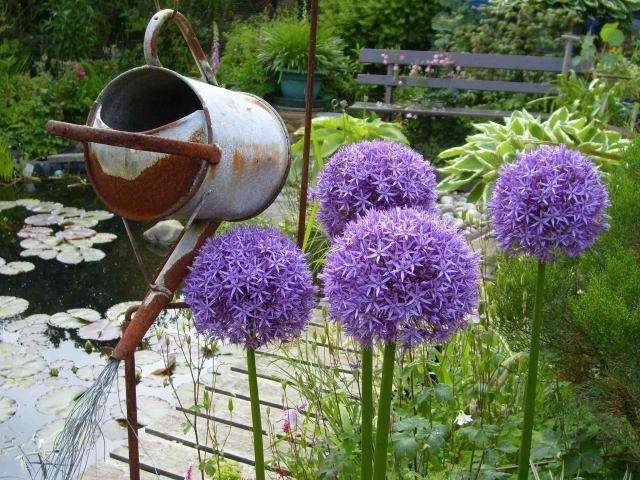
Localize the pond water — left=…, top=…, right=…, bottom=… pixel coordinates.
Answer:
left=0, top=178, right=207, bottom=478
left=0, top=178, right=160, bottom=317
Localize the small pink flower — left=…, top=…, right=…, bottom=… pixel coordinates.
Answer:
left=75, top=67, right=86, bottom=78
left=183, top=463, right=194, bottom=480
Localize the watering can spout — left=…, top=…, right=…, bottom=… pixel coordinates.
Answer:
left=46, top=120, right=222, bottom=164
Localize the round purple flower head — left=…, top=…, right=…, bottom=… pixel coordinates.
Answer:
left=320, top=207, right=479, bottom=347
left=184, top=226, right=316, bottom=349
left=314, top=140, right=437, bottom=238
left=488, top=145, right=609, bottom=262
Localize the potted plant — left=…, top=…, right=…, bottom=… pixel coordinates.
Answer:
left=258, top=17, right=346, bottom=101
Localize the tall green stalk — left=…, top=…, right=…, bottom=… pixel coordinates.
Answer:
left=373, top=342, right=397, bottom=480
left=361, top=346, right=373, bottom=480
left=247, top=347, right=265, bottom=480
left=518, top=260, right=546, bottom=479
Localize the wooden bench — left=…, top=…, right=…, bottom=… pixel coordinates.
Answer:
left=349, top=36, right=586, bottom=120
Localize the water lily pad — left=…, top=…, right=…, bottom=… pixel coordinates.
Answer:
left=56, top=226, right=96, bottom=240
left=25, top=213, right=63, bottom=226
left=106, top=301, right=140, bottom=324
left=0, top=296, right=29, bottom=319
left=0, top=354, right=46, bottom=378
left=111, top=396, right=171, bottom=427
left=77, top=319, right=121, bottom=341
left=4, top=314, right=49, bottom=333
left=0, top=257, right=4, bottom=267
left=75, top=364, right=106, bottom=382
left=81, top=210, right=114, bottom=222
left=0, top=200, right=18, bottom=211
left=64, top=238, right=94, bottom=248
left=20, top=249, right=58, bottom=260
left=0, top=343, right=19, bottom=358
left=56, top=246, right=105, bottom=264
left=27, top=201, right=63, bottom=213
left=36, top=385, right=87, bottom=416
left=134, top=350, right=162, bottom=366
left=0, top=261, right=35, bottom=275
left=91, top=233, right=117, bottom=244
left=1, top=376, right=36, bottom=389
left=17, top=226, right=54, bottom=239
left=0, top=396, right=17, bottom=423
left=35, top=419, right=64, bottom=451
left=52, top=207, right=85, bottom=218
left=58, top=217, right=98, bottom=228
left=20, top=237, right=61, bottom=250
left=48, top=308, right=100, bottom=330
left=15, top=198, right=40, bottom=208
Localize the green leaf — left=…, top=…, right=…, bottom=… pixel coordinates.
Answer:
left=600, top=22, right=624, bottom=46
left=391, top=436, right=418, bottom=460
left=438, top=146, right=470, bottom=159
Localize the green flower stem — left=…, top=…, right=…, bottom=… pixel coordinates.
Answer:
left=247, top=347, right=265, bottom=480
left=361, top=346, right=373, bottom=480
left=373, top=341, right=397, bottom=480
left=518, top=260, right=546, bottom=480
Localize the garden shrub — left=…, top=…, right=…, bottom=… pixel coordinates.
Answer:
left=216, top=14, right=277, bottom=98
left=319, top=0, right=441, bottom=50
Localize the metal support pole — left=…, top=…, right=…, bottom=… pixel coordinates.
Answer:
left=296, top=0, right=319, bottom=248
left=123, top=331, right=140, bottom=480
left=123, top=302, right=190, bottom=479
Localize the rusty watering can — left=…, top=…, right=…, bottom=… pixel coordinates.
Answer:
left=48, top=8, right=290, bottom=223
left=41, top=12, right=293, bottom=480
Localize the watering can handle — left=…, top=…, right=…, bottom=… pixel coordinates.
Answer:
left=144, top=9, right=218, bottom=86
left=46, top=120, right=221, bottom=165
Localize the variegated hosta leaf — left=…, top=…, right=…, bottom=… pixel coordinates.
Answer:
left=437, top=107, right=631, bottom=205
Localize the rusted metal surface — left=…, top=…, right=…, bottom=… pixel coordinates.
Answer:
left=297, top=0, right=319, bottom=248
left=78, top=65, right=289, bottom=222
left=47, top=120, right=221, bottom=163
left=144, top=9, right=217, bottom=86
left=122, top=301, right=190, bottom=480
left=123, top=319, right=141, bottom=480
left=112, top=220, right=220, bottom=360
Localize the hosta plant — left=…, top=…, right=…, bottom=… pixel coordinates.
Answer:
left=437, top=108, right=629, bottom=205
left=290, top=114, right=408, bottom=184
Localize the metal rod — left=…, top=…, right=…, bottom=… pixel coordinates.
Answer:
left=122, top=218, right=152, bottom=285
left=296, top=0, right=319, bottom=248
left=123, top=320, right=141, bottom=480
left=46, top=120, right=221, bottom=164
left=122, top=301, right=190, bottom=480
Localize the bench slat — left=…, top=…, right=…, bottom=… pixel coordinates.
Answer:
left=359, top=48, right=588, bottom=73
left=357, top=74, right=555, bottom=94
left=348, top=101, right=551, bottom=120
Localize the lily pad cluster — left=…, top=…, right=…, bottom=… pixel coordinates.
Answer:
left=0, top=198, right=116, bottom=270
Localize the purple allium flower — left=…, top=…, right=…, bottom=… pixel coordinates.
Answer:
left=320, top=207, right=479, bottom=347
left=185, top=226, right=316, bottom=349
left=488, top=145, right=609, bottom=261
left=314, top=140, right=437, bottom=238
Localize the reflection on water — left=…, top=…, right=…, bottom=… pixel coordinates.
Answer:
left=0, top=178, right=162, bottom=318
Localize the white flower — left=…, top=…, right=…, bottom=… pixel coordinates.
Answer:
left=454, top=411, right=473, bottom=426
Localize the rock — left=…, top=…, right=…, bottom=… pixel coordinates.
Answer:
left=438, top=205, right=455, bottom=215
left=439, top=195, right=454, bottom=205
left=453, top=218, right=465, bottom=229
left=143, top=220, right=184, bottom=246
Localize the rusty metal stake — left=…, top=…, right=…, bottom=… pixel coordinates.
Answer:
left=46, top=120, right=222, bottom=164
left=122, top=320, right=140, bottom=480
left=122, top=302, right=191, bottom=479
left=297, top=0, right=319, bottom=248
